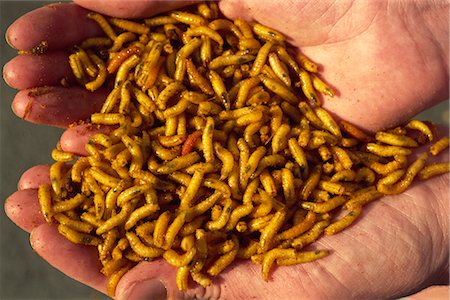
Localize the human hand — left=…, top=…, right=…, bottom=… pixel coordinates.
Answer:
left=8, top=150, right=449, bottom=299
left=4, top=1, right=449, bottom=299
left=4, top=0, right=448, bottom=131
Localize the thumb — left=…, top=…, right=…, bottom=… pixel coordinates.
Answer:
left=115, top=261, right=185, bottom=300
left=73, top=0, right=198, bottom=18
left=116, top=259, right=225, bottom=300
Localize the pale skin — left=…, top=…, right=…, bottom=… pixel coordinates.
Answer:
left=3, top=1, right=449, bottom=299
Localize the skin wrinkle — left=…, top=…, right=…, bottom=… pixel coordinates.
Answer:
left=421, top=33, right=448, bottom=102
left=423, top=18, right=449, bottom=75
left=373, top=21, right=428, bottom=112
left=317, top=231, right=376, bottom=297
left=313, top=259, right=354, bottom=299
left=420, top=212, right=438, bottom=286
left=222, top=264, right=267, bottom=299
left=342, top=226, right=394, bottom=289
left=364, top=224, right=428, bottom=297
left=254, top=0, right=363, bottom=46
left=295, top=0, right=382, bottom=46
left=222, top=262, right=304, bottom=299
left=317, top=1, right=351, bottom=43
left=403, top=0, right=449, bottom=75
left=316, top=203, right=431, bottom=298
left=378, top=199, right=436, bottom=289
left=396, top=9, right=437, bottom=101
left=292, top=264, right=309, bottom=298
left=418, top=176, right=450, bottom=284
left=382, top=199, right=429, bottom=254
left=384, top=194, right=429, bottom=241
left=295, top=263, right=329, bottom=300
left=434, top=181, right=450, bottom=276
left=319, top=1, right=363, bottom=46
left=351, top=218, right=412, bottom=296
left=397, top=1, right=449, bottom=102
left=312, top=263, right=349, bottom=300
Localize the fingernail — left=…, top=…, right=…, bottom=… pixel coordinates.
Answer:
left=5, top=27, right=15, bottom=49
left=11, top=94, right=29, bottom=119
left=3, top=61, right=11, bottom=86
left=126, top=279, right=167, bottom=300
left=2, top=60, right=17, bottom=89
left=5, top=30, right=11, bottom=47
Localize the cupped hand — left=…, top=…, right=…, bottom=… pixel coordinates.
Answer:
left=4, top=0, right=448, bottom=130
left=4, top=1, right=449, bottom=299
left=7, top=143, right=449, bottom=299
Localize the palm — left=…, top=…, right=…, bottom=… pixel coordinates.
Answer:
left=4, top=1, right=448, bottom=299
left=220, top=0, right=449, bottom=131
left=252, top=176, right=448, bottom=299
left=175, top=175, right=448, bottom=299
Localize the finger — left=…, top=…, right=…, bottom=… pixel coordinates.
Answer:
left=4, top=189, right=45, bottom=233
left=115, top=261, right=182, bottom=300
left=218, top=0, right=253, bottom=21
left=60, top=124, right=109, bottom=156
left=74, top=0, right=198, bottom=18
left=3, top=51, right=75, bottom=90
left=30, top=224, right=108, bottom=294
left=6, top=3, right=103, bottom=51
left=18, top=164, right=51, bottom=190
left=11, top=86, right=107, bottom=128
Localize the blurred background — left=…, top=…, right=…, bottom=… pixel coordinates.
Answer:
left=0, top=1, right=448, bottom=300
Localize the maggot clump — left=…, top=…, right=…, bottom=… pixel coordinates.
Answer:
left=34, top=2, right=450, bottom=297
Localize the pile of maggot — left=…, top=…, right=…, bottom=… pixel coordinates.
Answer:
left=36, top=2, right=450, bottom=297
